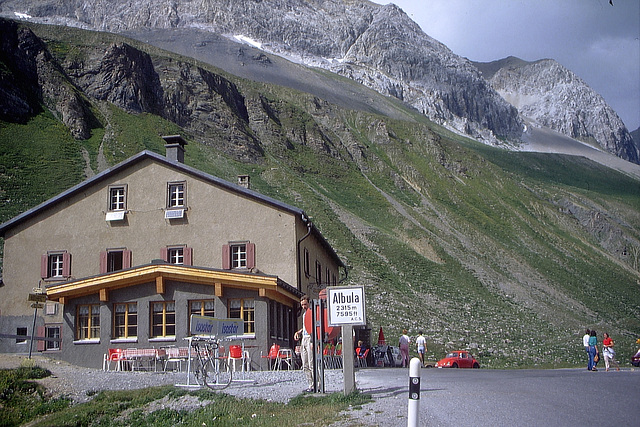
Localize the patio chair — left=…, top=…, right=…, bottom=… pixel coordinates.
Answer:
left=228, top=345, right=249, bottom=372
left=277, top=348, right=293, bottom=371
left=103, top=348, right=124, bottom=371
left=260, top=343, right=280, bottom=371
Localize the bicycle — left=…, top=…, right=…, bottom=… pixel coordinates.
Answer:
left=190, top=336, right=232, bottom=390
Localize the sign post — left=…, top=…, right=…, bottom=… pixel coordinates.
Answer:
left=326, top=286, right=366, bottom=396
left=408, top=357, right=421, bottom=427
left=27, top=284, right=45, bottom=359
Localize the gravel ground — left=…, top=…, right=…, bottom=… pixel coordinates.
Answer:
left=0, top=354, right=405, bottom=426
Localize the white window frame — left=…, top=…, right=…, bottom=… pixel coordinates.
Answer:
left=168, top=247, right=184, bottom=265
left=108, top=185, right=127, bottom=211
left=49, top=253, right=64, bottom=278
left=231, top=244, right=247, bottom=269
left=45, top=325, right=61, bottom=351
left=167, top=182, right=185, bottom=208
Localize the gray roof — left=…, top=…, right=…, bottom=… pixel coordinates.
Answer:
left=0, top=150, right=344, bottom=268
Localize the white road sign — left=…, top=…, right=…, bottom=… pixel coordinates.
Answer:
left=327, top=286, right=366, bottom=326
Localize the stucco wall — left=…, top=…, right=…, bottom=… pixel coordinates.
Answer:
left=1, top=154, right=339, bottom=360
left=2, top=159, right=301, bottom=316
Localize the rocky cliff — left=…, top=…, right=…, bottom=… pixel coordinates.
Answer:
left=476, top=57, right=639, bottom=164
left=0, top=0, right=523, bottom=144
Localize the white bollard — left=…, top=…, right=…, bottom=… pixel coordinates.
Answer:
left=407, top=357, right=421, bottom=427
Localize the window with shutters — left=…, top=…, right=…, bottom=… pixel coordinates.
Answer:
left=41, top=251, right=71, bottom=280
left=76, top=304, right=100, bottom=340
left=151, top=301, right=176, bottom=338
left=108, top=185, right=127, bottom=211
left=228, top=299, right=255, bottom=334
left=169, top=247, right=184, bottom=265
left=222, top=242, right=255, bottom=270
left=100, top=249, right=131, bottom=273
left=113, top=302, right=137, bottom=339
left=232, top=244, right=247, bottom=268
left=161, top=246, right=192, bottom=265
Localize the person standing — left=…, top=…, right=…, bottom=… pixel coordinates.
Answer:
left=582, top=329, right=591, bottom=370
left=588, top=329, right=599, bottom=371
left=294, top=296, right=314, bottom=392
left=399, top=329, right=410, bottom=368
left=416, top=331, right=427, bottom=367
left=602, top=332, right=620, bottom=371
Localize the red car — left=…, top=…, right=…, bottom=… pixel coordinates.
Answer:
left=435, top=350, right=480, bottom=368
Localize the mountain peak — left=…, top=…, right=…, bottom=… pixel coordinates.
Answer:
left=479, top=56, right=638, bottom=163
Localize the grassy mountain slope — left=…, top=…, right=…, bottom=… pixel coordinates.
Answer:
left=1, top=21, right=639, bottom=368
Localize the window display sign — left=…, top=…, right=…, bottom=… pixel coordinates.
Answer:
left=326, top=286, right=366, bottom=326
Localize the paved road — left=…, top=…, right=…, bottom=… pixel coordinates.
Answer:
left=353, top=367, right=640, bottom=426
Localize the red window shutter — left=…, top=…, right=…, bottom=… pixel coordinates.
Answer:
left=184, top=247, right=192, bottom=266
left=36, top=326, right=45, bottom=352
left=222, top=244, right=230, bottom=269
left=247, top=243, right=256, bottom=269
left=161, top=247, right=168, bottom=262
left=99, top=251, right=108, bottom=274
left=41, top=254, right=48, bottom=278
left=123, top=250, right=131, bottom=269
left=62, top=252, right=71, bottom=277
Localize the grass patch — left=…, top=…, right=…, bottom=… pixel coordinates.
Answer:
left=0, top=364, right=71, bottom=427
left=17, top=378, right=371, bottom=427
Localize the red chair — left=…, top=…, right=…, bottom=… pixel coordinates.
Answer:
left=103, top=348, right=124, bottom=371
left=228, top=345, right=244, bottom=372
left=261, top=344, right=280, bottom=370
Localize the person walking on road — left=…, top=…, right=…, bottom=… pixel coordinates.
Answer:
left=588, top=329, right=599, bottom=371
left=294, top=296, right=314, bottom=392
left=582, top=328, right=591, bottom=370
left=416, top=331, right=427, bottom=367
left=602, top=332, right=620, bottom=371
left=582, top=329, right=591, bottom=370
left=399, top=330, right=410, bottom=368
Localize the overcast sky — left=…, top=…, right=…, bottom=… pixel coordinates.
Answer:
left=376, top=0, right=640, bottom=131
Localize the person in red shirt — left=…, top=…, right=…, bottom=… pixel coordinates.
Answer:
left=602, top=332, right=620, bottom=371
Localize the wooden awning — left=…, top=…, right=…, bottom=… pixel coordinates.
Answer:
left=45, top=263, right=301, bottom=307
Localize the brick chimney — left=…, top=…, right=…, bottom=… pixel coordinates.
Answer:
left=162, top=135, right=187, bottom=163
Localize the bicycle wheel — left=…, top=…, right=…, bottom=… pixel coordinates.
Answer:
left=203, top=357, right=232, bottom=390
left=192, top=357, right=207, bottom=387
